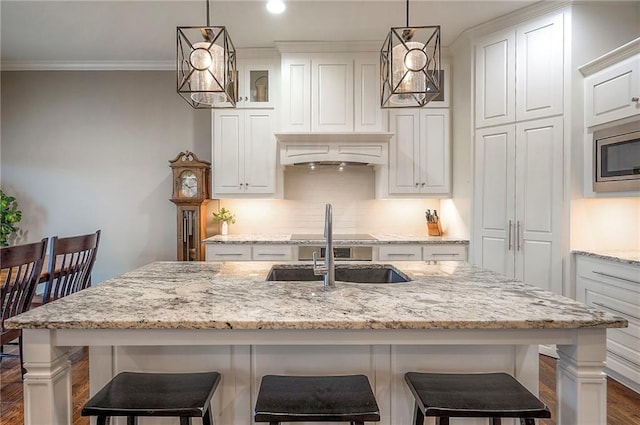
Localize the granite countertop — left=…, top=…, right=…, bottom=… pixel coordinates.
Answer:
left=573, top=249, right=640, bottom=266
left=203, top=234, right=469, bottom=245
left=7, top=261, right=625, bottom=331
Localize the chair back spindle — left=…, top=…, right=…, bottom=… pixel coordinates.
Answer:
left=43, top=230, right=100, bottom=304
left=1, top=239, right=48, bottom=333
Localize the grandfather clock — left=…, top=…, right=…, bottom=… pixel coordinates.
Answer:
left=169, top=151, right=211, bottom=261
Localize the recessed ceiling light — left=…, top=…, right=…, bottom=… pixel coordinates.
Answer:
left=266, top=0, right=286, bottom=15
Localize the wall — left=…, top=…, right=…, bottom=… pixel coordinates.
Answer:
left=217, top=165, right=441, bottom=235
left=0, top=71, right=211, bottom=283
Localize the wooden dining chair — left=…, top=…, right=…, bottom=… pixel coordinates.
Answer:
left=1, top=238, right=48, bottom=376
left=42, top=230, right=101, bottom=304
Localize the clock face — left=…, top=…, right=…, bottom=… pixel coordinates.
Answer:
left=179, top=170, right=198, bottom=198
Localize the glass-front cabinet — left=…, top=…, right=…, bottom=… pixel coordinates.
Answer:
left=237, top=59, right=275, bottom=108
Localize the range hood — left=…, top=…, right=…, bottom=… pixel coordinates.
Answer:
left=275, top=132, right=393, bottom=166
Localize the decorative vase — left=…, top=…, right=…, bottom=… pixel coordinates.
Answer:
left=221, top=221, right=229, bottom=236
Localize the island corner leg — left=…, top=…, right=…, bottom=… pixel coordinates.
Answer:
left=556, top=329, right=608, bottom=425
left=22, top=329, right=72, bottom=425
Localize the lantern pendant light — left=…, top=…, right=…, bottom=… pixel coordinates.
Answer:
left=380, top=0, right=441, bottom=108
left=177, top=0, right=237, bottom=108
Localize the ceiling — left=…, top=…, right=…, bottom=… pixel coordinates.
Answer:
left=1, top=0, right=539, bottom=67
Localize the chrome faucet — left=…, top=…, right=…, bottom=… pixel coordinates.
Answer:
left=313, top=203, right=335, bottom=288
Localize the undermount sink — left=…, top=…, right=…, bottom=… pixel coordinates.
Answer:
left=266, top=264, right=411, bottom=283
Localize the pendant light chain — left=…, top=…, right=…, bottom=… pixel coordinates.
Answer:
left=206, top=0, right=210, bottom=27
left=406, top=0, right=409, bottom=27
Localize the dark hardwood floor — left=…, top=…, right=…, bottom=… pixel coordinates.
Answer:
left=1, top=347, right=639, bottom=424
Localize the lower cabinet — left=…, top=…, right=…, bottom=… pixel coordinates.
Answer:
left=376, top=244, right=467, bottom=262
left=206, top=245, right=295, bottom=262
left=575, top=254, right=640, bottom=392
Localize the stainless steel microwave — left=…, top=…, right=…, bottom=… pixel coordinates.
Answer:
left=593, top=120, right=640, bottom=192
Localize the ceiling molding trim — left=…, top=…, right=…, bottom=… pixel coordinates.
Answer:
left=275, top=41, right=383, bottom=53
left=579, top=37, right=640, bottom=77
left=1, top=60, right=175, bottom=71
left=454, top=0, right=571, bottom=44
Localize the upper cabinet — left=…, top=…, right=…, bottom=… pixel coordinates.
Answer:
left=475, top=11, right=564, bottom=128
left=280, top=52, right=386, bottom=132
left=584, top=54, right=640, bottom=128
left=212, top=109, right=277, bottom=196
left=235, top=59, right=276, bottom=108
left=386, top=109, right=450, bottom=196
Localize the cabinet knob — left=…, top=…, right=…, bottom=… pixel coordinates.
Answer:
left=245, top=182, right=249, bottom=188
left=415, top=183, right=419, bottom=187
left=632, top=97, right=639, bottom=103
left=239, top=183, right=244, bottom=187
left=421, top=182, right=426, bottom=187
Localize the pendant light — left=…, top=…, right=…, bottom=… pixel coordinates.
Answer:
left=177, top=0, right=237, bottom=108
left=380, top=0, right=441, bottom=108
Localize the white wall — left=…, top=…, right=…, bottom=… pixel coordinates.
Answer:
left=0, top=71, right=211, bottom=283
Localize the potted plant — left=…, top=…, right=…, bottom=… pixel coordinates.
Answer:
left=212, top=207, right=236, bottom=236
left=0, top=190, right=22, bottom=247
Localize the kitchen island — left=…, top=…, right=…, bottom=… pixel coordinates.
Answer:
left=7, top=261, right=626, bottom=425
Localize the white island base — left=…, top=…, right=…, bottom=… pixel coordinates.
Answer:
left=23, top=327, right=608, bottom=425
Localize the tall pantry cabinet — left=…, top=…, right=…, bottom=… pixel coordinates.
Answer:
left=473, top=10, right=566, bottom=295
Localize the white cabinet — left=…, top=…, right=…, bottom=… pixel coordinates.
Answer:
left=387, top=109, right=450, bottom=196
left=422, top=244, right=468, bottom=261
left=212, top=110, right=276, bottom=195
left=475, top=11, right=564, bottom=128
left=575, top=255, right=640, bottom=392
left=377, top=245, right=423, bottom=261
left=235, top=59, right=275, bottom=108
left=205, top=244, right=252, bottom=261
left=311, top=55, right=354, bottom=131
left=585, top=54, right=640, bottom=127
left=280, top=52, right=385, bottom=132
left=206, top=244, right=295, bottom=261
left=376, top=244, right=467, bottom=261
left=473, top=117, right=563, bottom=294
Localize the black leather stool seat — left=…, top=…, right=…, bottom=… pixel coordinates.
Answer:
left=81, top=371, right=221, bottom=425
left=254, top=374, right=381, bottom=424
left=404, top=372, right=551, bottom=425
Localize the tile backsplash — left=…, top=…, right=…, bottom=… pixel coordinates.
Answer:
left=215, top=166, right=444, bottom=235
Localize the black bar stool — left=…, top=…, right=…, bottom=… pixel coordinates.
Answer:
left=254, top=374, right=381, bottom=425
left=81, top=371, right=221, bottom=425
left=404, top=372, right=551, bottom=425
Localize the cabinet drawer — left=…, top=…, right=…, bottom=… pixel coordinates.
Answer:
left=377, top=245, right=422, bottom=261
left=576, top=256, right=640, bottom=290
left=252, top=245, right=295, bottom=261
left=206, top=245, right=252, bottom=261
left=422, top=245, right=467, bottom=261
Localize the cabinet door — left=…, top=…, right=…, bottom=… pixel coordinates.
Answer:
left=311, top=55, right=354, bottom=131
left=514, top=117, right=563, bottom=294
left=244, top=110, right=276, bottom=193
left=238, top=60, right=275, bottom=108
left=389, top=110, right=420, bottom=194
left=475, top=29, right=516, bottom=128
left=419, top=110, right=450, bottom=194
left=473, top=125, right=516, bottom=276
left=354, top=53, right=385, bottom=131
left=585, top=55, right=640, bottom=127
left=516, top=12, right=564, bottom=121
left=281, top=56, right=311, bottom=131
left=213, top=111, right=243, bottom=194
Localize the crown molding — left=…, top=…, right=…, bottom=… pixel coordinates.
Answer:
left=275, top=41, right=382, bottom=53
left=0, top=60, right=175, bottom=71
left=579, top=37, right=640, bottom=77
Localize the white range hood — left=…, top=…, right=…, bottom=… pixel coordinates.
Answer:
left=275, top=132, right=393, bottom=166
